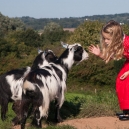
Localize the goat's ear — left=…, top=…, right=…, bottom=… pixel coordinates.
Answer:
left=44, top=49, right=49, bottom=56
left=38, top=48, right=43, bottom=54
left=73, top=45, right=78, bottom=51
left=61, top=41, right=68, bottom=48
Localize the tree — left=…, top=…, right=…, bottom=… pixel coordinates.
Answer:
left=41, top=22, right=64, bottom=44
left=7, top=29, right=43, bottom=47
left=23, top=29, right=42, bottom=47
left=68, top=20, right=103, bottom=47
left=0, top=12, right=25, bottom=37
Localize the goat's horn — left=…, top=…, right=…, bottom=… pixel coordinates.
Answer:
left=38, top=48, right=43, bottom=54
left=61, top=41, right=68, bottom=48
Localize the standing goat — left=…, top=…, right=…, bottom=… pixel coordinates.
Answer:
left=20, top=42, right=89, bottom=129
left=0, top=49, right=57, bottom=125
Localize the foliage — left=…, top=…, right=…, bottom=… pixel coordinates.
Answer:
left=20, top=16, right=83, bottom=30
left=41, top=22, right=72, bottom=45
left=7, top=29, right=43, bottom=47
left=67, top=55, right=116, bottom=91
left=122, top=23, right=129, bottom=35
left=0, top=12, right=25, bottom=37
left=68, top=21, right=103, bottom=47
left=0, top=13, right=129, bottom=88
left=19, top=13, right=129, bottom=30
left=0, top=30, right=70, bottom=75
left=78, top=90, right=119, bottom=118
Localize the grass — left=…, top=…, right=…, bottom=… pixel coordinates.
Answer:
left=0, top=89, right=120, bottom=129
left=64, top=89, right=119, bottom=118
left=78, top=90, right=119, bottom=118
left=20, top=125, right=76, bottom=129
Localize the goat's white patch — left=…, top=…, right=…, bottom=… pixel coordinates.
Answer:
left=63, top=49, right=74, bottom=69
left=79, top=48, right=89, bottom=64
left=6, top=75, right=23, bottom=100
left=39, top=60, right=49, bottom=68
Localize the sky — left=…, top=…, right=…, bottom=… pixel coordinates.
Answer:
left=0, top=0, right=129, bottom=19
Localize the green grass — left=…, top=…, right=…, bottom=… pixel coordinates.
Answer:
left=22, top=125, right=76, bottom=129
left=0, top=103, right=15, bottom=129
left=64, top=90, right=119, bottom=118
left=0, top=90, right=120, bottom=129
left=40, top=125, right=76, bottom=129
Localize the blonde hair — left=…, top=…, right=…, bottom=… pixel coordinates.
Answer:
left=100, top=20, right=124, bottom=63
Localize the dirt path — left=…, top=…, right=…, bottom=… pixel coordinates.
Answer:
left=59, top=116, right=129, bottom=129
left=13, top=116, right=129, bottom=129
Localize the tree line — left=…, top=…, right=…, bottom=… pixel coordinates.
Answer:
left=19, top=13, right=129, bottom=30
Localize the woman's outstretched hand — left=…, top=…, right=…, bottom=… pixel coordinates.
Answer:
left=88, top=44, right=101, bottom=57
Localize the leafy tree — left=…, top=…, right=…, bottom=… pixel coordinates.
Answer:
left=122, top=24, right=129, bottom=35
left=0, top=38, right=11, bottom=57
left=68, top=21, right=103, bottom=48
left=7, top=29, right=42, bottom=47
left=0, top=12, right=25, bottom=37
left=43, top=22, right=63, bottom=32
left=41, top=22, right=64, bottom=44
left=23, top=29, right=42, bottom=47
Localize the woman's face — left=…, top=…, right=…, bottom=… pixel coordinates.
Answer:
left=102, top=32, right=112, bottom=45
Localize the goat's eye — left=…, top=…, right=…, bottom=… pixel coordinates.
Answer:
left=70, top=48, right=72, bottom=51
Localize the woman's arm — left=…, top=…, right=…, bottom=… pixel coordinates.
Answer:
left=88, top=44, right=103, bottom=58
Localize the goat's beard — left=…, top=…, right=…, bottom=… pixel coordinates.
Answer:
left=74, top=61, right=82, bottom=65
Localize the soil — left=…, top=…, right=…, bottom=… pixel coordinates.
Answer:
left=13, top=116, right=129, bottom=129
left=59, top=116, right=129, bottom=129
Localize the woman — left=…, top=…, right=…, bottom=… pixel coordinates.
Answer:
left=88, top=20, right=129, bottom=120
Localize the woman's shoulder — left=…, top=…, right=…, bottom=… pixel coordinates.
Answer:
left=124, top=35, right=129, bottom=40
left=124, top=35, right=129, bottom=46
left=123, top=35, right=129, bottom=59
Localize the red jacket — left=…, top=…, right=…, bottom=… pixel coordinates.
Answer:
left=116, top=35, right=129, bottom=110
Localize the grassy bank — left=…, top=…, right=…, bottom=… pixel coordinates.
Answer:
left=0, top=90, right=119, bottom=129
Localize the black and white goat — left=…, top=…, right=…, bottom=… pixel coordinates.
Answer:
left=0, top=49, right=57, bottom=124
left=20, top=42, right=89, bottom=129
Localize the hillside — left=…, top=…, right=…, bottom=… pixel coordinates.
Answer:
left=19, top=13, right=129, bottom=30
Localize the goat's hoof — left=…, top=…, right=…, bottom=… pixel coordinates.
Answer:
left=1, top=116, right=7, bottom=121
left=31, top=119, right=42, bottom=128
left=32, top=123, right=42, bottom=128
left=57, top=118, right=63, bottom=123
left=12, top=117, right=20, bottom=126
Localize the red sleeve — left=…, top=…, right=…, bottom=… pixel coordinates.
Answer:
left=123, top=35, right=129, bottom=59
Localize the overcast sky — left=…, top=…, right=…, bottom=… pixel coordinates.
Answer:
left=0, top=0, right=129, bottom=18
